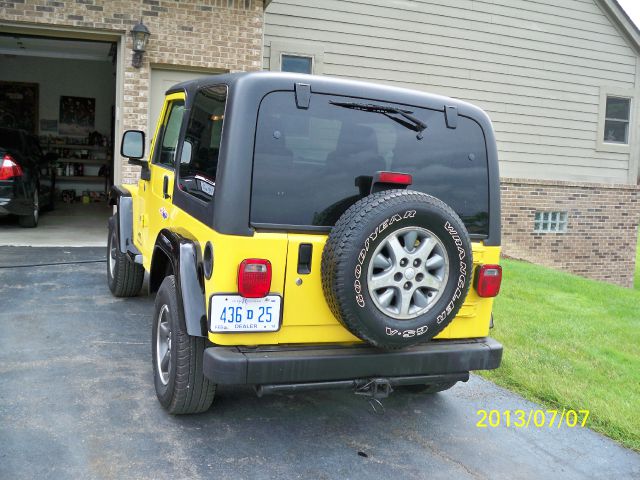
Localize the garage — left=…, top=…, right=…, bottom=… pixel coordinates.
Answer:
left=1, top=1, right=254, bottom=248
left=0, top=33, right=117, bottom=245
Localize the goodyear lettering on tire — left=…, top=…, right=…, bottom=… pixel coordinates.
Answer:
left=353, top=210, right=416, bottom=308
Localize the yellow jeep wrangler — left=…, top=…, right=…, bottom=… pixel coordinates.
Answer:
left=107, top=72, right=503, bottom=414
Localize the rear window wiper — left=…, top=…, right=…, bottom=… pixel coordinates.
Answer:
left=329, top=101, right=427, bottom=139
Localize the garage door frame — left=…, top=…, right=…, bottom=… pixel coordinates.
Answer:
left=0, top=21, right=125, bottom=184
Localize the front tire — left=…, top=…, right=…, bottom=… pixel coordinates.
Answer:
left=107, top=216, right=144, bottom=297
left=153, top=275, right=216, bottom=414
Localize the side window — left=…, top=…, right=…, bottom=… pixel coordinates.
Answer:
left=269, top=41, right=324, bottom=74
left=178, top=85, right=227, bottom=202
left=603, top=96, right=630, bottom=144
left=281, top=54, right=313, bottom=74
left=597, top=87, right=633, bottom=152
left=154, top=100, right=185, bottom=169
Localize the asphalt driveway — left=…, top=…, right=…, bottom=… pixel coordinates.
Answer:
left=1, top=247, right=638, bottom=480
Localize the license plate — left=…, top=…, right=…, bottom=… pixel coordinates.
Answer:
left=209, top=295, right=281, bottom=332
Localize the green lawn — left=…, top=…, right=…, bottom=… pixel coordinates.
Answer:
left=635, top=231, right=640, bottom=291
left=481, top=251, right=640, bottom=451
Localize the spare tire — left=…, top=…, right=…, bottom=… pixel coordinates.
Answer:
left=321, top=189, right=473, bottom=349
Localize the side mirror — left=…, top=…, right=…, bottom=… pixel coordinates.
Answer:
left=121, top=130, right=146, bottom=165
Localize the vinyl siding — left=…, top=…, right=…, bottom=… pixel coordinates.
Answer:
left=263, top=0, right=638, bottom=184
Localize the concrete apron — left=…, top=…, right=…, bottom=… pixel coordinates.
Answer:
left=0, top=202, right=110, bottom=247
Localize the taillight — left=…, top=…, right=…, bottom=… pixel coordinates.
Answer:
left=238, top=259, right=272, bottom=298
left=375, top=171, right=412, bottom=186
left=474, top=264, right=502, bottom=297
left=0, top=154, right=23, bottom=180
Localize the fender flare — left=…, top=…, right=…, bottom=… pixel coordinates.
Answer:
left=108, top=186, right=140, bottom=256
left=154, top=230, right=207, bottom=337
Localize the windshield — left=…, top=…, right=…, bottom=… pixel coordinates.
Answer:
left=251, top=92, right=490, bottom=235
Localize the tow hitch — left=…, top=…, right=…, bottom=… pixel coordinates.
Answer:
left=355, top=378, right=393, bottom=414
left=355, top=378, right=393, bottom=400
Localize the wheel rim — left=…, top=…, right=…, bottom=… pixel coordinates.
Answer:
left=108, top=229, right=117, bottom=278
left=367, top=226, right=449, bottom=320
left=155, top=304, right=172, bottom=385
left=33, top=190, right=39, bottom=224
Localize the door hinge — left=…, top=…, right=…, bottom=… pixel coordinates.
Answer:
left=295, top=82, right=311, bottom=109
left=445, top=105, right=458, bottom=129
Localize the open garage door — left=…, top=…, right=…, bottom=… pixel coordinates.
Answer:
left=0, top=33, right=117, bottom=246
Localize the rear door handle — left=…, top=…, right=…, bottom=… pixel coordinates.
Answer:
left=163, top=176, right=171, bottom=199
left=297, top=244, right=313, bottom=274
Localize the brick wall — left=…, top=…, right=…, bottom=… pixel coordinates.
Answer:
left=0, top=0, right=264, bottom=182
left=501, top=178, right=640, bottom=287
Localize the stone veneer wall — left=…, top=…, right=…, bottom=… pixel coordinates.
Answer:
left=501, top=178, right=640, bottom=287
left=0, top=0, right=264, bottom=183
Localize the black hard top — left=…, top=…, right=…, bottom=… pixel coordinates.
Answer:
left=167, top=71, right=501, bottom=246
left=167, top=71, right=493, bottom=128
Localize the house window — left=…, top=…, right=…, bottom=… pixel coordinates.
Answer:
left=281, top=54, right=313, bottom=74
left=534, top=211, right=568, bottom=233
left=269, top=41, right=324, bottom=74
left=604, top=96, right=631, bottom=144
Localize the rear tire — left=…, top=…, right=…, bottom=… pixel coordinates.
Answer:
left=153, top=275, right=216, bottom=414
left=18, top=189, right=39, bottom=228
left=107, top=216, right=144, bottom=297
left=398, top=381, right=457, bottom=394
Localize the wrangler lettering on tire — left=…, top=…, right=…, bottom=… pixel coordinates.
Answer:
left=322, top=189, right=473, bottom=349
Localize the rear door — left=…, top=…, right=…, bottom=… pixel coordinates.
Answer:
left=251, top=89, right=492, bottom=341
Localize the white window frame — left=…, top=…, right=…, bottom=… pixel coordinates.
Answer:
left=269, top=40, right=324, bottom=74
left=597, top=87, right=634, bottom=153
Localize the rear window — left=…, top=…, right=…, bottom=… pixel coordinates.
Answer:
left=251, top=92, right=490, bottom=235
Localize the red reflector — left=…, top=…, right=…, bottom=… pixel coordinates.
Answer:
left=376, top=171, right=412, bottom=185
left=475, top=264, right=502, bottom=298
left=0, top=155, right=23, bottom=180
left=238, top=259, right=272, bottom=298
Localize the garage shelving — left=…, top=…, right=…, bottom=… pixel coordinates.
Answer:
left=42, top=140, right=111, bottom=195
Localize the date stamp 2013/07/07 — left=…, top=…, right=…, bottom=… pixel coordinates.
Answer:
left=476, top=409, right=590, bottom=429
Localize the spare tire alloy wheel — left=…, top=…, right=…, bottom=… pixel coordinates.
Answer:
left=368, top=225, right=449, bottom=319
left=322, top=190, right=473, bottom=349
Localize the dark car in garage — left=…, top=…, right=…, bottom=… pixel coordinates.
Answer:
left=0, top=128, right=55, bottom=227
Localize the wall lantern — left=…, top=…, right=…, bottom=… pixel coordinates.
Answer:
left=130, top=20, right=151, bottom=68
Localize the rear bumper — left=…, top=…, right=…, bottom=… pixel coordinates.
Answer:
left=203, top=337, right=502, bottom=385
left=0, top=183, right=30, bottom=216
